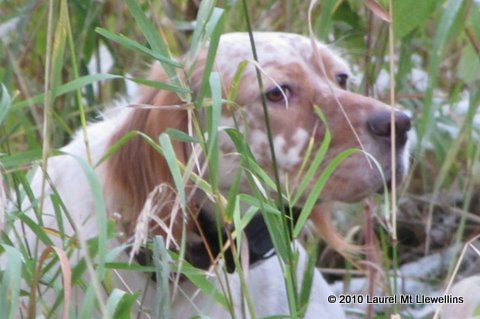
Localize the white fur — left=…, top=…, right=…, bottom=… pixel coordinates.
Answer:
left=274, top=128, right=309, bottom=170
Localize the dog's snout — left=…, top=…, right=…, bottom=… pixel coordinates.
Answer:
left=367, top=111, right=411, bottom=146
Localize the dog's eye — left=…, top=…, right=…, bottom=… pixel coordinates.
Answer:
left=336, top=73, right=349, bottom=89
left=265, top=85, right=291, bottom=103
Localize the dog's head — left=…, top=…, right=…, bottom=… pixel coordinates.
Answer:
left=195, top=32, right=411, bottom=203
left=107, top=32, right=411, bottom=238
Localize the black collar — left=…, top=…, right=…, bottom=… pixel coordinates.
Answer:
left=134, top=207, right=301, bottom=275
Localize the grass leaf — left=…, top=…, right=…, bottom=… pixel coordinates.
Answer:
left=95, top=27, right=182, bottom=68
left=0, top=245, right=22, bottom=319
left=294, top=148, right=358, bottom=237
left=152, top=236, right=171, bottom=318
left=11, top=74, right=123, bottom=111
left=194, top=7, right=225, bottom=106
left=418, top=0, right=466, bottom=143
left=393, top=0, right=437, bottom=38
left=0, top=83, right=11, bottom=125
left=205, top=72, right=222, bottom=190
left=106, top=289, right=139, bottom=319
left=159, top=134, right=186, bottom=206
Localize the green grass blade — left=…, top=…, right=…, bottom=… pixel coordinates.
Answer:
left=95, top=27, right=182, bottom=68
left=16, top=213, right=55, bottom=247
left=71, top=154, right=108, bottom=318
left=94, top=130, right=134, bottom=166
left=227, top=61, right=249, bottom=103
left=123, top=0, right=169, bottom=55
left=127, top=77, right=191, bottom=94
left=124, top=0, right=181, bottom=85
left=49, top=0, right=67, bottom=107
left=205, top=72, right=222, bottom=190
left=238, top=194, right=280, bottom=215
left=152, top=236, right=171, bottom=318
left=225, top=170, right=242, bottom=222
left=393, top=0, right=437, bottom=39
left=315, top=0, right=339, bottom=41
left=293, top=148, right=358, bottom=237
left=11, top=74, right=123, bottom=111
left=298, top=245, right=317, bottom=317
left=224, top=128, right=277, bottom=191
left=187, top=0, right=217, bottom=60
left=418, top=0, right=466, bottom=144
left=0, top=83, right=11, bottom=125
left=292, top=108, right=331, bottom=206
left=171, top=253, right=229, bottom=309
left=106, top=289, right=139, bottom=319
left=0, top=245, right=22, bottom=319
left=159, top=134, right=186, bottom=206
left=165, top=128, right=200, bottom=144
left=0, top=150, right=44, bottom=170
left=194, top=8, right=225, bottom=106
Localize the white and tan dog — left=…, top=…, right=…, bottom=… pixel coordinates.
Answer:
left=5, top=32, right=411, bottom=318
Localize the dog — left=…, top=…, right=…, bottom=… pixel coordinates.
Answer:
left=4, top=32, right=411, bottom=318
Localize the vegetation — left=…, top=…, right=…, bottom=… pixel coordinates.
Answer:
left=1, top=0, right=479, bottom=318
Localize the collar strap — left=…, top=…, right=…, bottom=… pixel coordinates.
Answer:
left=247, top=207, right=302, bottom=263
left=242, top=213, right=277, bottom=265
left=191, top=207, right=302, bottom=272
left=134, top=207, right=301, bottom=275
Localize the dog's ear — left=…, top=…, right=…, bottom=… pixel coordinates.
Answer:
left=105, top=64, right=191, bottom=241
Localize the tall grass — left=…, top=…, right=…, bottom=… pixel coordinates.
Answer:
left=1, top=0, right=479, bottom=318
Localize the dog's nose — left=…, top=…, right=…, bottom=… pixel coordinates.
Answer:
left=367, top=111, right=411, bottom=146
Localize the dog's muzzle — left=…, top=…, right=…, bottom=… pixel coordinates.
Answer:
left=367, top=110, right=411, bottom=147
